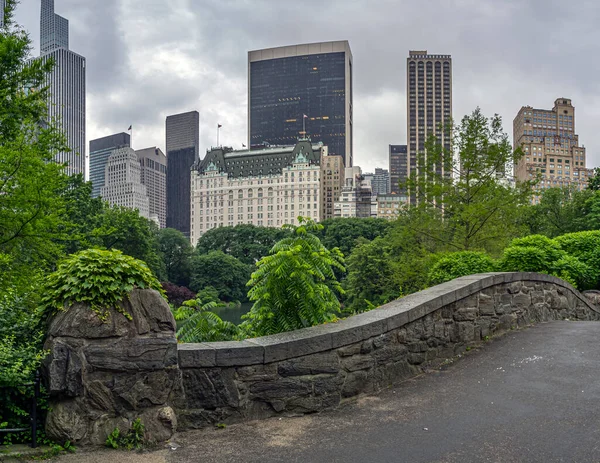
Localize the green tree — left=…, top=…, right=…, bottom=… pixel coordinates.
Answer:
left=344, top=238, right=401, bottom=314
left=195, top=224, right=290, bottom=265
left=0, top=0, right=69, bottom=261
left=243, top=218, right=345, bottom=337
left=587, top=167, right=600, bottom=191
left=317, top=218, right=392, bottom=257
left=189, top=251, right=252, bottom=302
left=157, top=228, right=192, bottom=286
left=402, top=108, right=533, bottom=254
left=523, top=187, right=591, bottom=237
left=92, top=206, right=165, bottom=279
left=428, top=251, right=496, bottom=285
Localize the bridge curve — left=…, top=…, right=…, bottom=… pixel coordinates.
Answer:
left=177, top=272, right=600, bottom=428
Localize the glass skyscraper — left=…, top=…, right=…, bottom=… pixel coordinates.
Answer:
left=166, top=110, right=199, bottom=238
left=248, top=41, right=353, bottom=167
left=40, top=0, right=86, bottom=177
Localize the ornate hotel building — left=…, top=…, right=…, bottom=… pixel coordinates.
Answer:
left=190, top=140, right=327, bottom=245
left=513, top=98, right=593, bottom=202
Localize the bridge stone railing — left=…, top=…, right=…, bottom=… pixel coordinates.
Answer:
left=43, top=273, right=600, bottom=443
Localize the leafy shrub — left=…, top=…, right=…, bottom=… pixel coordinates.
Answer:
left=161, top=282, right=196, bottom=307
left=554, top=230, right=600, bottom=288
left=550, top=255, right=595, bottom=290
left=506, top=235, right=564, bottom=262
left=499, top=246, right=551, bottom=273
left=243, top=218, right=345, bottom=337
left=41, top=248, right=164, bottom=320
left=106, top=418, right=145, bottom=450
left=428, top=251, right=496, bottom=285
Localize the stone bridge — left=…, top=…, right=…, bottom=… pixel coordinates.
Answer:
left=43, top=272, right=600, bottom=445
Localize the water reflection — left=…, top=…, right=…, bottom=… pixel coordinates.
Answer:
left=210, top=302, right=253, bottom=325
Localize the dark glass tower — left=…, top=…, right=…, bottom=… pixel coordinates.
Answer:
left=389, top=144, right=408, bottom=194
left=166, top=110, right=199, bottom=238
left=248, top=41, right=353, bottom=167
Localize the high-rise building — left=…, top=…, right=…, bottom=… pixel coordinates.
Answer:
left=389, top=144, right=408, bottom=194
left=40, top=0, right=85, bottom=177
left=513, top=98, right=593, bottom=202
left=166, top=110, right=199, bottom=237
left=334, top=167, right=374, bottom=218
left=406, top=51, right=452, bottom=197
left=376, top=194, right=407, bottom=220
left=248, top=41, right=353, bottom=167
left=321, top=154, right=344, bottom=220
left=190, top=140, right=326, bottom=245
left=100, top=147, right=149, bottom=219
left=363, top=168, right=390, bottom=195
left=1, top=0, right=6, bottom=27
left=136, top=147, right=167, bottom=228
left=89, top=133, right=130, bottom=198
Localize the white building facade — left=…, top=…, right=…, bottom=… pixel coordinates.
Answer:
left=101, top=147, right=150, bottom=219
left=190, top=140, right=326, bottom=245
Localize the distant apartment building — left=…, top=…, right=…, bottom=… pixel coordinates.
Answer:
left=376, top=194, right=407, bottom=220
left=190, top=140, right=327, bottom=245
left=334, top=167, right=374, bottom=218
left=89, top=132, right=130, bottom=198
left=407, top=51, right=452, bottom=200
left=248, top=41, right=353, bottom=167
left=100, top=147, right=149, bottom=219
left=513, top=98, right=593, bottom=203
left=363, top=168, right=390, bottom=195
left=389, top=144, right=408, bottom=194
left=136, top=147, right=167, bottom=228
left=321, top=154, right=344, bottom=219
left=166, top=110, right=199, bottom=237
left=40, top=0, right=86, bottom=176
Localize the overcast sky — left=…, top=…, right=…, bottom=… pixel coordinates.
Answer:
left=14, top=0, right=600, bottom=173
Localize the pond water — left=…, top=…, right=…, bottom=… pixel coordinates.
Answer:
left=210, top=302, right=253, bottom=325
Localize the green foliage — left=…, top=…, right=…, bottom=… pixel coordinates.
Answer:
left=189, top=251, right=252, bottom=302
left=105, top=418, right=145, bottom=450
left=551, top=255, right=595, bottom=290
left=428, top=251, right=496, bottom=286
left=243, top=218, right=345, bottom=337
left=0, top=0, right=69, bottom=262
left=499, top=246, right=552, bottom=273
left=554, top=230, right=600, bottom=288
left=41, top=249, right=164, bottom=320
left=157, top=228, right=192, bottom=286
left=174, top=301, right=240, bottom=343
left=344, top=238, right=401, bottom=314
left=505, top=235, right=564, bottom=262
left=316, top=218, right=392, bottom=257
left=195, top=224, right=290, bottom=265
left=588, top=168, right=600, bottom=191
left=401, top=108, right=533, bottom=254
left=523, top=187, right=592, bottom=237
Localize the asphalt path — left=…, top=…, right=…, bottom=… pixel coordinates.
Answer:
left=53, top=321, right=600, bottom=463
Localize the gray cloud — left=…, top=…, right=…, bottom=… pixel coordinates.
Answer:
left=14, top=0, right=600, bottom=173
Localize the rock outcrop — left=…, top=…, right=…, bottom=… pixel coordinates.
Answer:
left=43, top=289, right=179, bottom=445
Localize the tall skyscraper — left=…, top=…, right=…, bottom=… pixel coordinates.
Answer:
left=166, top=110, right=199, bottom=237
left=136, top=147, right=167, bottom=228
left=100, top=147, right=149, bottom=219
left=1, top=0, right=6, bottom=27
left=513, top=98, right=593, bottom=203
left=389, top=144, right=408, bottom=194
left=40, top=0, right=86, bottom=176
left=89, top=133, right=130, bottom=198
left=248, top=41, right=353, bottom=167
left=406, top=51, right=452, bottom=196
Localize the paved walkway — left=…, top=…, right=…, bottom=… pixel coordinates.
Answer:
left=51, top=321, right=600, bottom=463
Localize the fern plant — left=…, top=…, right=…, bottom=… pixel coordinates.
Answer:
left=174, top=299, right=239, bottom=342
left=242, top=217, right=345, bottom=337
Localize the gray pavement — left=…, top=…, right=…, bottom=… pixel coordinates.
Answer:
left=53, top=321, right=600, bottom=463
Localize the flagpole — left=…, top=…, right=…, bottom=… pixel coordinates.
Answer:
left=217, top=125, right=219, bottom=147
left=303, top=116, right=305, bottom=138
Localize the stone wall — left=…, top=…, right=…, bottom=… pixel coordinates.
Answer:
left=43, top=273, right=600, bottom=443
left=175, top=273, right=600, bottom=429
left=43, top=289, right=180, bottom=445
